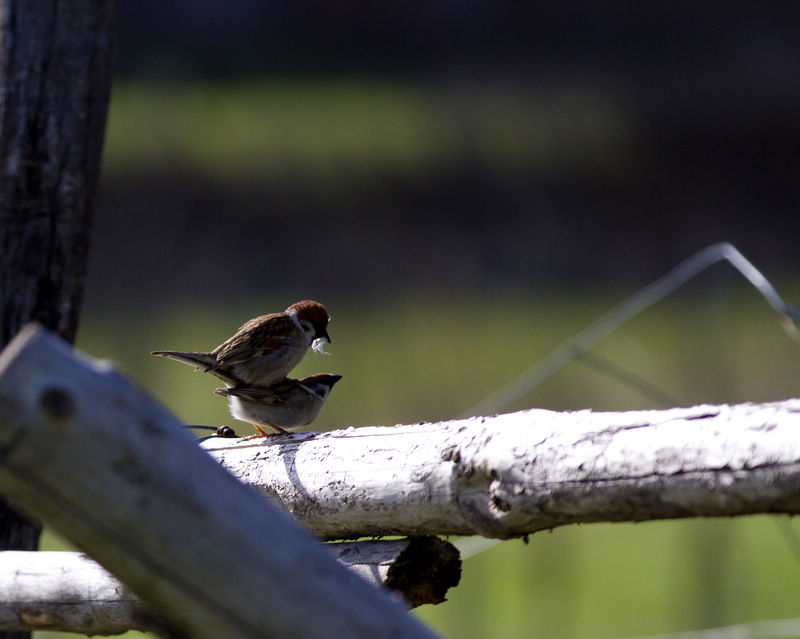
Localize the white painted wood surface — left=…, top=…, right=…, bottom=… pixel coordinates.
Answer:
left=202, top=399, right=800, bottom=540
left=0, top=325, right=439, bottom=639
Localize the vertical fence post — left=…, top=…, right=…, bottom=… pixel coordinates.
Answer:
left=0, top=3, right=116, bottom=637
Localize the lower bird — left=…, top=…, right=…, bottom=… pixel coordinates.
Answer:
left=215, top=373, right=342, bottom=437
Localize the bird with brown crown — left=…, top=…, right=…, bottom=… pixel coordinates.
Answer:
left=151, top=300, right=331, bottom=388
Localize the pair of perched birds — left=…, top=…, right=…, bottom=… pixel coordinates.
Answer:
left=152, top=300, right=341, bottom=437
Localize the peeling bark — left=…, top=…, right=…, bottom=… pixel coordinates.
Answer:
left=202, top=400, right=800, bottom=540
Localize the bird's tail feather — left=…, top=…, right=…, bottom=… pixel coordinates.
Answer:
left=150, top=350, right=216, bottom=371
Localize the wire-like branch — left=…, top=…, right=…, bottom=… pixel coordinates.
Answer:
left=466, top=242, right=800, bottom=417
left=621, top=617, right=800, bottom=639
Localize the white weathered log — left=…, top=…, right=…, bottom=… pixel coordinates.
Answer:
left=201, top=399, right=800, bottom=540
left=0, top=540, right=460, bottom=634
left=0, top=551, right=158, bottom=635
left=0, top=325, right=439, bottom=639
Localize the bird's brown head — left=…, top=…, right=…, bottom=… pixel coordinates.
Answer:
left=287, top=300, right=331, bottom=343
left=302, top=373, right=343, bottom=398
left=306, top=373, right=342, bottom=387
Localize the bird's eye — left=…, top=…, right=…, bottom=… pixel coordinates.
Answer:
left=300, top=320, right=315, bottom=336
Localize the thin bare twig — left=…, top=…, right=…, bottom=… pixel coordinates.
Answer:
left=465, top=242, right=799, bottom=417
left=620, top=617, right=800, bottom=639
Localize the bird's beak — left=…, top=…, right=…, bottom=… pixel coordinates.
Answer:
left=330, top=375, right=343, bottom=385
left=319, top=329, right=331, bottom=344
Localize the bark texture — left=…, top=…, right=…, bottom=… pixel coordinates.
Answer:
left=0, top=8, right=115, bottom=638
left=0, top=551, right=160, bottom=635
left=331, top=537, right=461, bottom=607
left=0, top=542, right=458, bottom=634
left=0, top=326, right=440, bottom=639
left=0, top=0, right=115, bottom=346
left=202, top=400, right=800, bottom=540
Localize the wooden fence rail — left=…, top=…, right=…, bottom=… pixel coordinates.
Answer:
left=0, top=325, right=440, bottom=639
left=1, top=324, right=799, bottom=635
left=0, top=539, right=460, bottom=634
left=203, top=397, right=800, bottom=540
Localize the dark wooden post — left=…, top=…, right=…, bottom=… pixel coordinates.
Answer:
left=0, top=2, right=116, bottom=636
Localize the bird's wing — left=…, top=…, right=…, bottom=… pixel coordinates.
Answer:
left=215, top=380, right=302, bottom=406
left=211, top=313, right=298, bottom=367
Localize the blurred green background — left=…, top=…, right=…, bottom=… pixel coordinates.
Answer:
left=39, top=3, right=800, bottom=639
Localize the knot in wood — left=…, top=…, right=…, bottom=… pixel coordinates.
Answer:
left=38, top=386, right=75, bottom=424
left=440, top=445, right=461, bottom=464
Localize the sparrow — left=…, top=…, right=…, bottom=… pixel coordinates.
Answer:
left=151, top=300, right=331, bottom=387
left=215, top=374, right=343, bottom=437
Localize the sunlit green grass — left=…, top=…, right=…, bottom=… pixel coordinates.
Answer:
left=102, top=79, right=632, bottom=186
left=418, top=516, right=800, bottom=639
left=37, top=290, right=800, bottom=639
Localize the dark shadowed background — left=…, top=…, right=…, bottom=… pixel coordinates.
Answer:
left=48, top=3, right=800, bottom=639
left=88, top=1, right=799, bottom=308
